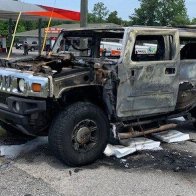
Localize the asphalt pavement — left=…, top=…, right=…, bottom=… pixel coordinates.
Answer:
left=0, top=123, right=196, bottom=196
left=0, top=48, right=38, bottom=60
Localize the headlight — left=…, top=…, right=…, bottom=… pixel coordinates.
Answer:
left=18, top=79, right=25, bottom=92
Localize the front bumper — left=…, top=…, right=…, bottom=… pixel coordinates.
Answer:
left=0, top=96, right=47, bottom=135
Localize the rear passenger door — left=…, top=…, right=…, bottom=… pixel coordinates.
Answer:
left=117, top=29, right=180, bottom=118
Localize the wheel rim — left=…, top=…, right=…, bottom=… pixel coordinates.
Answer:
left=72, top=119, right=98, bottom=152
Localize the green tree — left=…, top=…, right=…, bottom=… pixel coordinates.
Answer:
left=0, top=21, right=8, bottom=36
left=130, top=0, right=190, bottom=26
left=107, top=11, right=122, bottom=25
left=88, top=13, right=97, bottom=23
left=191, top=18, right=196, bottom=25
left=130, top=0, right=159, bottom=26
left=25, top=21, right=37, bottom=31
left=91, top=2, right=109, bottom=23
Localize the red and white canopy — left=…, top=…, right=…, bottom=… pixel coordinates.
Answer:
left=0, top=0, right=80, bottom=21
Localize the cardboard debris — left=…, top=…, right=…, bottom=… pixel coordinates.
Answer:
left=152, top=130, right=190, bottom=143
left=104, top=137, right=161, bottom=158
left=172, top=117, right=186, bottom=122
left=104, top=144, right=136, bottom=158
left=0, top=137, right=48, bottom=158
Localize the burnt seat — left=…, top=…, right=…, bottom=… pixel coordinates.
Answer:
left=181, top=43, right=196, bottom=60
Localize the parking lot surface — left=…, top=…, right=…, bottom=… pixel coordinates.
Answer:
left=0, top=48, right=38, bottom=60
left=0, top=123, right=196, bottom=196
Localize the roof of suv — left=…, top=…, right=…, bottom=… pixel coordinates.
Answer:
left=59, top=26, right=196, bottom=38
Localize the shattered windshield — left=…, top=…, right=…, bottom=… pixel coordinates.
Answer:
left=52, top=33, right=92, bottom=57
left=52, top=30, right=124, bottom=58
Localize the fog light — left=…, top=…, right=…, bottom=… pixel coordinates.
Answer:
left=14, top=102, right=20, bottom=112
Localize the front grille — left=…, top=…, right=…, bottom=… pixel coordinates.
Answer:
left=0, top=75, right=12, bottom=89
left=0, top=92, right=9, bottom=105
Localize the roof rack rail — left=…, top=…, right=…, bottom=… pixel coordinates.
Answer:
left=177, top=25, right=196, bottom=29
left=132, top=25, right=170, bottom=28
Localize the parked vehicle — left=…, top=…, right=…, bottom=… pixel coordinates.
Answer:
left=0, top=27, right=195, bottom=166
left=28, top=41, right=39, bottom=51
left=15, top=41, right=23, bottom=49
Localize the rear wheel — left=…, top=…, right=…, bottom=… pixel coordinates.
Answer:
left=49, top=102, right=109, bottom=166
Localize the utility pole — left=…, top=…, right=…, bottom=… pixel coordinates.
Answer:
left=80, top=0, right=88, bottom=27
left=80, top=0, right=88, bottom=55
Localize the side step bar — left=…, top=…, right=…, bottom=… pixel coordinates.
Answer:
left=118, top=118, right=195, bottom=139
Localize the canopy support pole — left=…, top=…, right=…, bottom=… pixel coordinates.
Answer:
left=38, top=18, right=42, bottom=56
left=8, top=18, right=13, bottom=54
left=80, top=0, right=88, bottom=56
left=7, top=12, right=22, bottom=60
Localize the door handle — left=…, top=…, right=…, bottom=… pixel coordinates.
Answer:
left=165, top=68, right=176, bottom=75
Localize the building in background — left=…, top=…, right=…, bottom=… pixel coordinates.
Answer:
left=15, top=23, right=120, bottom=50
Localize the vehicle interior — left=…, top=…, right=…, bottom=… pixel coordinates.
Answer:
left=180, top=37, right=196, bottom=59
left=52, top=28, right=124, bottom=60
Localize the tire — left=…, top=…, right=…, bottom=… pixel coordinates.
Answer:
left=49, top=102, right=109, bottom=166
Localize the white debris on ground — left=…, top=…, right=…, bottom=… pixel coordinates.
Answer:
left=172, top=117, right=186, bottom=121
left=104, top=137, right=161, bottom=158
left=0, top=137, right=48, bottom=158
left=104, top=129, right=190, bottom=158
left=152, top=130, right=190, bottom=143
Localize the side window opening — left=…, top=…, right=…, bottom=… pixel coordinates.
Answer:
left=132, top=35, right=174, bottom=62
left=100, top=38, right=122, bottom=58
left=180, top=38, right=196, bottom=60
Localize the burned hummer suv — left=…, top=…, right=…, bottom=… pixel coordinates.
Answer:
left=0, top=27, right=195, bottom=166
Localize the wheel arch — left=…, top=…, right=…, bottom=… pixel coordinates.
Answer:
left=58, top=85, right=112, bottom=117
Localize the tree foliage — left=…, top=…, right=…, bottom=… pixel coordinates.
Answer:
left=90, top=2, right=109, bottom=23
left=130, top=0, right=190, bottom=26
left=0, top=0, right=193, bottom=38
left=191, top=18, right=196, bottom=25
left=0, top=20, right=72, bottom=37
left=0, top=21, right=8, bottom=36
left=107, top=11, right=122, bottom=25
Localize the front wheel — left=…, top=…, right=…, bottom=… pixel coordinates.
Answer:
left=49, top=102, right=109, bottom=166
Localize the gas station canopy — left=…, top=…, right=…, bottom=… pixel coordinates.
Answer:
left=0, top=0, right=80, bottom=21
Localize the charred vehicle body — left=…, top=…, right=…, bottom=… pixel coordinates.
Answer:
left=0, top=27, right=195, bottom=166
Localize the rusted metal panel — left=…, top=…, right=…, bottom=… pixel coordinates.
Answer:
left=117, top=29, right=181, bottom=118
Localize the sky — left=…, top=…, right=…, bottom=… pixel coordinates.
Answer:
left=22, top=0, right=195, bottom=20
